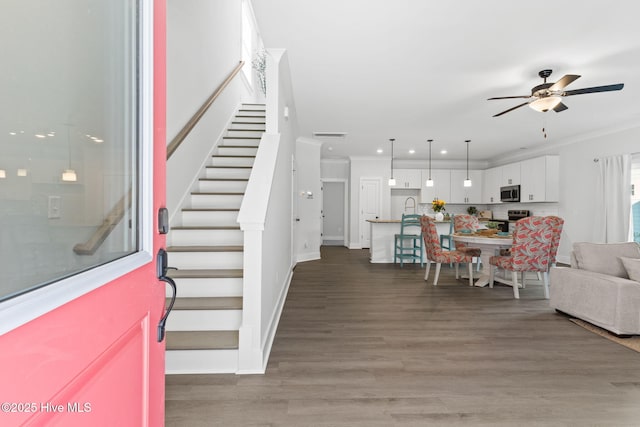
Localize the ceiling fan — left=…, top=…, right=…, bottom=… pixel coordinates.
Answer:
left=488, top=69, right=624, bottom=117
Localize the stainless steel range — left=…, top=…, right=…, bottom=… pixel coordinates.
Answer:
left=508, top=209, right=531, bottom=221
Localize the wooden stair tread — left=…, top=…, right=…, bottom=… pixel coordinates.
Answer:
left=166, top=331, right=239, bottom=350
left=211, top=154, right=256, bottom=158
left=199, top=178, right=249, bottom=182
left=205, top=165, right=253, bottom=169
left=218, top=145, right=260, bottom=149
left=167, top=269, right=243, bottom=279
left=232, top=121, right=266, bottom=124
left=182, top=208, right=240, bottom=212
left=222, top=136, right=261, bottom=140
left=166, top=245, right=243, bottom=252
left=190, top=192, right=244, bottom=196
left=170, top=296, right=242, bottom=310
left=171, top=225, right=240, bottom=230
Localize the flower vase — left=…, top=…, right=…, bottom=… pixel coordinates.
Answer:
left=435, top=212, right=444, bottom=221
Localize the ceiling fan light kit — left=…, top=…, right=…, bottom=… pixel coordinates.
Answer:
left=489, top=69, right=624, bottom=117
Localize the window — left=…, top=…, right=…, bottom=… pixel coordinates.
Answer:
left=0, top=0, right=141, bottom=302
left=241, top=0, right=264, bottom=93
left=631, top=154, right=640, bottom=243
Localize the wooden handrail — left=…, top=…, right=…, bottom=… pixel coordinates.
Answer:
left=73, top=190, right=132, bottom=255
left=166, top=60, right=245, bottom=159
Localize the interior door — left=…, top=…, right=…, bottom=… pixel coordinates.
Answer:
left=360, top=178, right=381, bottom=248
left=0, top=1, right=166, bottom=425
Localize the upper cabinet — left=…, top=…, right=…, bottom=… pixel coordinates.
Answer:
left=501, top=162, right=521, bottom=186
left=520, top=156, right=559, bottom=202
left=483, top=166, right=502, bottom=204
left=450, top=170, right=483, bottom=204
left=390, top=169, right=422, bottom=189
left=420, top=169, right=451, bottom=203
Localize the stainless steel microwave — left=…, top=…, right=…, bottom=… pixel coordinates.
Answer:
left=500, top=185, right=520, bottom=202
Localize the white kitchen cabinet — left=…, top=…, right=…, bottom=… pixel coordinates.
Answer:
left=501, top=162, right=521, bottom=186
left=390, top=169, right=422, bottom=189
left=483, top=166, right=502, bottom=204
left=520, top=156, right=559, bottom=202
left=450, top=170, right=483, bottom=204
left=420, top=169, right=451, bottom=203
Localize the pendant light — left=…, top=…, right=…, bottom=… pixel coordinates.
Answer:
left=388, top=138, right=396, bottom=186
left=463, top=139, right=472, bottom=187
left=62, top=124, right=77, bottom=182
left=425, top=139, right=434, bottom=187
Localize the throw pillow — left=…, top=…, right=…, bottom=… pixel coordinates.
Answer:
left=620, top=257, right=640, bottom=282
left=573, top=242, right=640, bottom=278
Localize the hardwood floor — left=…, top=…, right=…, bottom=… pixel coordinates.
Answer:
left=166, top=246, right=640, bottom=426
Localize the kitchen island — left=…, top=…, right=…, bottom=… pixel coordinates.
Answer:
left=367, top=218, right=451, bottom=263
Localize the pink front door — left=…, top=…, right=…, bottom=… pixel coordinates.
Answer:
left=0, top=1, right=167, bottom=426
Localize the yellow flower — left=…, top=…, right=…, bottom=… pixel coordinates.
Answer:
left=432, top=199, right=446, bottom=212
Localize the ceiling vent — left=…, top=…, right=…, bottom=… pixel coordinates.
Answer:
left=312, top=132, right=347, bottom=139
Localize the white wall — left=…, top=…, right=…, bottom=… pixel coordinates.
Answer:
left=166, top=0, right=253, bottom=217
left=295, top=139, right=322, bottom=261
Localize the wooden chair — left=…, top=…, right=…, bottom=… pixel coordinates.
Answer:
left=489, top=216, right=554, bottom=299
left=394, top=214, right=424, bottom=267
left=440, top=214, right=455, bottom=250
left=421, top=216, right=474, bottom=286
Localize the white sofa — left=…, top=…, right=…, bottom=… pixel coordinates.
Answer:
left=549, top=242, right=640, bottom=336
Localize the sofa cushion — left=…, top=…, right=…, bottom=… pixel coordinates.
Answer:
left=620, top=257, right=640, bottom=282
left=573, top=242, right=640, bottom=278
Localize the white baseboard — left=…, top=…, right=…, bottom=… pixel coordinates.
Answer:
left=296, top=251, right=321, bottom=263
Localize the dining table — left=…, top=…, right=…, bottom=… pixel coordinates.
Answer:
left=453, top=232, right=513, bottom=287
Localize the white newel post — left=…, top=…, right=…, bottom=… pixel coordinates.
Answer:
left=237, top=224, right=265, bottom=374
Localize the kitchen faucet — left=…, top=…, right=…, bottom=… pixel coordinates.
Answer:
left=404, top=197, right=416, bottom=214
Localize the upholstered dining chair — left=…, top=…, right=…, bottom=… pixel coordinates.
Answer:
left=546, top=215, right=564, bottom=268
left=453, top=214, right=482, bottom=270
left=394, top=213, right=424, bottom=267
left=421, top=216, right=474, bottom=286
left=488, top=216, right=555, bottom=299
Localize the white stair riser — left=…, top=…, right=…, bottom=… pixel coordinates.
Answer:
left=238, top=107, right=265, bottom=114
left=167, top=277, right=243, bottom=298
left=197, top=180, right=247, bottom=193
left=170, top=229, right=243, bottom=246
left=217, top=146, right=259, bottom=156
left=169, top=251, right=243, bottom=270
left=221, top=138, right=260, bottom=147
left=190, top=193, right=243, bottom=208
left=226, top=129, right=263, bottom=138
left=166, top=349, right=238, bottom=374
left=181, top=210, right=239, bottom=226
left=167, top=309, right=242, bottom=331
left=204, top=167, right=252, bottom=179
left=210, top=156, right=255, bottom=167
left=229, top=122, right=265, bottom=130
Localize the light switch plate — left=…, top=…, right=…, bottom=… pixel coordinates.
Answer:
left=48, top=196, right=61, bottom=219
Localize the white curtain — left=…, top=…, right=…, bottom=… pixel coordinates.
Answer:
left=594, top=154, right=631, bottom=242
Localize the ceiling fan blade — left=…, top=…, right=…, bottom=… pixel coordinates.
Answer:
left=563, top=83, right=624, bottom=96
left=487, top=95, right=530, bottom=100
left=492, top=102, right=529, bottom=117
left=549, top=74, right=580, bottom=91
left=553, top=102, right=568, bottom=113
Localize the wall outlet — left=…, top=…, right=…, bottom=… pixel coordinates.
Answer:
left=48, top=196, right=61, bottom=219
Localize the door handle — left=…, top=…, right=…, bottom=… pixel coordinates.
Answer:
left=156, top=248, right=177, bottom=343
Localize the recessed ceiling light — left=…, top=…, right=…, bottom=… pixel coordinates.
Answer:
left=376, top=148, right=383, bottom=154
left=440, top=150, right=447, bottom=155
left=327, top=146, right=333, bottom=151
left=409, top=149, right=415, bottom=154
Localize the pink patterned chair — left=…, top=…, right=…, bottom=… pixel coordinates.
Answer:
left=488, top=216, right=555, bottom=299
left=453, top=214, right=482, bottom=269
left=546, top=216, right=564, bottom=268
left=421, top=216, right=475, bottom=286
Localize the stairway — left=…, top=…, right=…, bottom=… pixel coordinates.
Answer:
left=165, top=104, right=265, bottom=374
